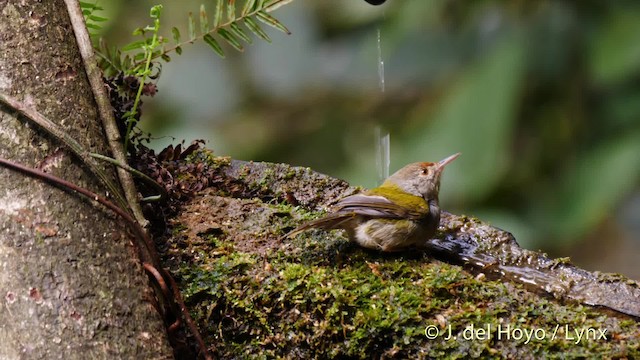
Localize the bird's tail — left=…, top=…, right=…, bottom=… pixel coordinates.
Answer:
left=282, top=212, right=356, bottom=239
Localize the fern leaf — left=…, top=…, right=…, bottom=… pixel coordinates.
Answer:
left=244, top=17, right=271, bottom=42
left=88, top=15, right=108, bottom=22
left=214, top=0, right=224, bottom=28
left=256, top=10, right=290, bottom=34
left=200, top=4, right=209, bottom=34
left=227, top=0, right=237, bottom=21
left=188, top=12, right=197, bottom=41
left=80, top=1, right=103, bottom=11
left=122, top=40, right=146, bottom=52
left=122, top=54, right=132, bottom=72
left=134, top=52, right=146, bottom=62
left=150, top=5, right=163, bottom=19
left=79, top=1, right=96, bottom=9
left=264, top=0, right=295, bottom=12
left=171, top=27, right=181, bottom=43
left=217, top=28, right=244, bottom=52
left=229, top=22, right=252, bottom=43
left=242, top=0, right=258, bottom=16
left=203, top=34, right=225, bottom=58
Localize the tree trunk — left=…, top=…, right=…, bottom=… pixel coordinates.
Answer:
left=0, top=1, right=172, bottom=358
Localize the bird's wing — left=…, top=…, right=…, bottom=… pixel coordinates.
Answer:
left=283, top=194, right=427, bottom=239
left=334, top=194, right=426, bottom=220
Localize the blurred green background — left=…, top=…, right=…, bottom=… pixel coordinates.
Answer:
left=98, top=0, right=640, bottom=279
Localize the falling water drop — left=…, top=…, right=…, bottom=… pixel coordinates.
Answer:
left=375, top=126, right=390, bottom=183
left=377, top=29, right=385, bottom=93
left=375, top=27, right=390, bottom=184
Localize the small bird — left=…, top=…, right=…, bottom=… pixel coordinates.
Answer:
left=285, top=153, right=460, bottom=252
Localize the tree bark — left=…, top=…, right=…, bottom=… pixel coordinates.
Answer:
left=0, top=1, right=172, bottom=358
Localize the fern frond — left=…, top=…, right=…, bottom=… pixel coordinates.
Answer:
left=80, top=1, right=107, bottom=38
left=146, top=0, right=292, bottom=61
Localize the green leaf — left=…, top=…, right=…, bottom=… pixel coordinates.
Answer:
left=133, top=52, right=146, bottom=62
left=122, top=55, right=132, bottom=71
left=217, top=29, right=244, bottom=52
left=242, top=0, right=258, bottom=16
left=229, top=22, right=252, bottom=44
left=161, top=53, right=171, bottom=62
left=200, top=4, right=209, bottom=34
left=150, top=50, right=163, bottom=59
left=88, top=15, right=108, bottom=22
left=265, top=0, right=295, bottom=12
left=255, top=11, right=290, bottom=34
left=171, top=27, right=181, bottom=43
left=80, top=2, right=102, bottom=11
left=176, top=46, right=183, bottom=55
left=227, top=0, right=237, bottom=21
left=114, top=52, right=122, bottom=70
left=79, top=1, right=96, bottom=9
left=244, top=17, right=271, bottom=42
left=214, top=0, right=224, bottom=28
left=86, top=23, right=102, bottom=30
left=150, top=4, right=163, bottom=19
left=188, top=12, right=196, bottom=41
left=122, top=40, right=146, bottom=52
left=203, top=34, right=225, bottom=58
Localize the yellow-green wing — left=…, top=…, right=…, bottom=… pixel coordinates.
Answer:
left=336, top=192, right=428, bottom=220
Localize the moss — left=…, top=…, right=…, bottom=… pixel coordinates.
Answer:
left=160, top=160, right=639, bottom=358
left=166, top=217, right=639, bottom=358
left=282, top=167, right=298, bottom=180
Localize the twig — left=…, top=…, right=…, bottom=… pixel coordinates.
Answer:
left=64, top=0, right=149, bottom=228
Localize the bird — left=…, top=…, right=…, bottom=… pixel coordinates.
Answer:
left=285, top=153, right=460, bottom=252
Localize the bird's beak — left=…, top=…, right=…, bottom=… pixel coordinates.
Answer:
left=437, top=153, right=461, bottom=170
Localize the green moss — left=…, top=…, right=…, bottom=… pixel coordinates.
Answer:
left=185, top=148, right=230, bottom=169
left=282, top=167, right=298, bottom=180
left=167, top=224, right=638, bottom=358
left=163, top=166, right=639, bottom=358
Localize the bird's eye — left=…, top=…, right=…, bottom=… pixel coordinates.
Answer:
left=420, top=168, right=428, bottom=175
